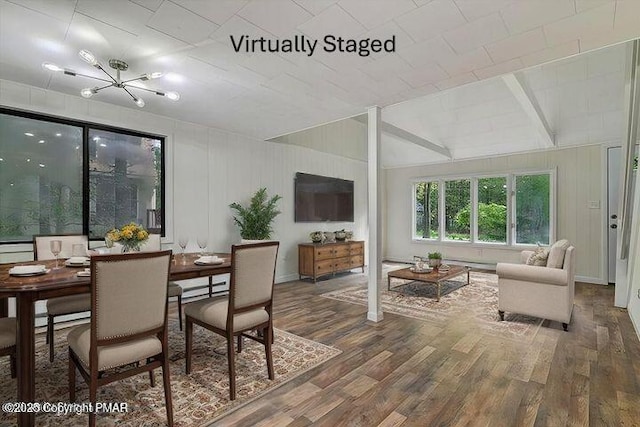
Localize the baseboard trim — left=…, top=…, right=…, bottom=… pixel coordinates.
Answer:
left=575, top=275, right=607, bottom=285
left=277, top=272, right=300, bottom=284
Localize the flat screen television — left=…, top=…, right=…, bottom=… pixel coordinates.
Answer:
left=295, top=173, right=354, bottom=222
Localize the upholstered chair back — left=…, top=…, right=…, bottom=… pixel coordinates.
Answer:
left=231, top=242, right=279, bottom=310
left=34, top=235, right=88, bottom=260
left=91, top=251, right=171, bottom=340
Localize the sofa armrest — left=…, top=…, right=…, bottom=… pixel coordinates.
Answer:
left=520, top=251, right=534, bottom=264
left=496, top=263, right=568, bottom=286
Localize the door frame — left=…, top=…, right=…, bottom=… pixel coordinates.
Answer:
left=602, top=142, right=622, bottom=287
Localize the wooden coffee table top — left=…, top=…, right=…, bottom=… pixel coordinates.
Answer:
left=387, top=265, right=468, bottom=284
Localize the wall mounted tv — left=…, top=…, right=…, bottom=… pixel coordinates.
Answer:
left=295, top=173, right=354, bottom=222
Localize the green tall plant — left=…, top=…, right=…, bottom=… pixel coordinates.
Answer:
left=229, top=188, right=282, bottom=239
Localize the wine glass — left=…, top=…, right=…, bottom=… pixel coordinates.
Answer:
left=50, top=240, right=62, bottom=269
left=197, top=236, right=207, bottom=256
left=178, top=236, right=188, bottom=261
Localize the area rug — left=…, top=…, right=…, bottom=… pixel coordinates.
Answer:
left=321, top=270, right=543, bottom=341
left=0, top=322, right=340, bottom=426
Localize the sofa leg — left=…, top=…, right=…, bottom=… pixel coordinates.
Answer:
left=498, top=310, right=504, bottom=321
left=562, top=323, right=568, bottom=332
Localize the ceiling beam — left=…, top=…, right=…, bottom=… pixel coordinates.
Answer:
left=502, top=73, right=555, bottom=148
left=354, top=115, right=451, bottom=158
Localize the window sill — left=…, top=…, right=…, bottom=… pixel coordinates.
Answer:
left=411, top=238, right=539, bottom=251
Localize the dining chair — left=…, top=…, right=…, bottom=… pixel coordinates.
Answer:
left=34, top=234, right=91, bottom=362
left=67, top=250, right=174, bottom=427
left=0, top=297, right=16, bottom=378
left=184, top=241, right=279, bottom=400
left=137, top=233, right=183, bottom=331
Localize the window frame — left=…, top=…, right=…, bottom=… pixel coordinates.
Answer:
left=411, top=169, right=556, bottom=248
left=0, top=107, right=166, bottom=244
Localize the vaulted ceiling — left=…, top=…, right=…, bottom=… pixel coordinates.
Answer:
left=1, top=0, right=639, bottom=153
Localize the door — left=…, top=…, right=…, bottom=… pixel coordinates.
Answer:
left=607, top=147, right=621, bottom=284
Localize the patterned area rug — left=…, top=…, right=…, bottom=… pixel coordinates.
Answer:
left=0, top=323, right=340, bottom=426
left=322, top=270, right=543, bottom=341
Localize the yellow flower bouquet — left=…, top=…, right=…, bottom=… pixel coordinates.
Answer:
left=105, top=222, right=149, bottom=252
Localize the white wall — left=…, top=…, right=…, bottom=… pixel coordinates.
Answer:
left=0, top=79, right=367, bottom=285
left=385, top=145, right=605, bottom=283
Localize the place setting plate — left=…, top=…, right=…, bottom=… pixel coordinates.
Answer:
left=194, top=256, right=224, bottom=266
left=65, top=257, right=90, bottom=267
left=9, top=265, right=50, bottom=277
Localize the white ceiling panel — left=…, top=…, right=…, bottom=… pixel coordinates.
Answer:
left=337, top=0, right=416, bottom=30
left=146, top=1, right=219, bottom=44
left=543, top=2, right=616, bottom=46
left=297, top=5, right=366, bottom=39
left=485, top=28, right=548, bottom=64
left=75, top=0, right=153, bottom=36
left=442, top=13, right=509, bottom=54
left=394, top=0, right=466, bottom=42
left=237, top=0, right=312, bottom=37
left=170, top=0, right=249, bottom=25
left=292, top=0, right=337, bottom=16
left=499, top=0, right=575, bottom=34
left=130, top=0, right=163, bottom=12
left=6, top=0, right=76, bottom=22
left=453, top=0, right=514, bottom=22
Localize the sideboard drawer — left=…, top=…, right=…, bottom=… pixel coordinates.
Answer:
left=349, top=243, right=363, bottom=255
left=315, top=246, right=336, bottom=260
left=333, top=245, right=350, bottom=258
left=316, top=259, right=334, bottom=275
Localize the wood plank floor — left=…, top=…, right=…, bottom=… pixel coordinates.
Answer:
left=204, top=272, right=640, bottom=427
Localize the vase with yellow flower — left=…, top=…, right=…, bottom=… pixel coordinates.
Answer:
left=106, top=222, right=149, bottom=252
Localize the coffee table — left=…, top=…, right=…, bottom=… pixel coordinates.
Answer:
left=387, top=265, right=470, bottom=301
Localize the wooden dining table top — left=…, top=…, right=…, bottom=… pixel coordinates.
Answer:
left=0, top=252, right=232, bottom=294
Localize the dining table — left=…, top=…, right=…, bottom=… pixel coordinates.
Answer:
left=0, top=252, right=231, bottom=427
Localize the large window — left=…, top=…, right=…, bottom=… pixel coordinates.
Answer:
left=413, top=172, right=552, bottom=246
left=477, top=177, right=507, bottom=243
left=444, top=179, right=470, bottom=241
left=0, top=109, right=165, bottom=243
left=414, top=181, right=439, bottom=239
left=515, top=174, right=550, bottom=245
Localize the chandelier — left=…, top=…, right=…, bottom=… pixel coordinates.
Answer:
left=42, top=49, right=180, bottom=108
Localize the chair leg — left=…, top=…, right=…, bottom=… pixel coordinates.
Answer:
left=161, top=352, right=174, bottom=427
left=69, top=349, right=76, bottom=402
left=498, top=310, right=504, bottom=321
left=208, top=277, right=213, bottom=298
left=10, top=354, right=16, bottom=379
left=177, top=295, right=183, bottom=332
left=185, top=318, right=193, bottom=374
left=89, top=375, right=97, bottom=427
left=227, top=334, right=236, bottom=400
left=237, top=335, right=242, bottom=353
left=265, top=326, right=274, bottom=380
left=562, top=323, right=568, bottom=332
left=148, top=358, right=155, bottom=387
left=48, top=315, right=55, bottom=362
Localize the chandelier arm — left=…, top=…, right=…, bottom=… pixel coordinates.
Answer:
left=123, top=84, right=163, bottom=95
left=94, top=83, right=116, bottom=92
left=73, top=72, right=114, bottom=84
left=122, top=87, right=139, bottom=102
left=95, top=64, right=118, bottom=84
left=120, top=76, right=147, bottom=84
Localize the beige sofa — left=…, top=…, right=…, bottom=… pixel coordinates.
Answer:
left=496, top=245, right=575, bottom=331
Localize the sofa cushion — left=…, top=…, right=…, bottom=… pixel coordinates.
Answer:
left=526, top=247, right=549, bottom=266
left=547, top=239, right=570, bottom=269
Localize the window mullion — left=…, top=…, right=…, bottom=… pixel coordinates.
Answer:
left=439, top=179, right=445, bottom=242
left=471, top=178, right=478, bottom=243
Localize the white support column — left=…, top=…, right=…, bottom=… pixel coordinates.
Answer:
left=367, top=106, right=383, bottom=322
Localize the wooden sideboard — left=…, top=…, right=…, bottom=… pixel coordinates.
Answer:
left=298, top=240, right=364, bottom=283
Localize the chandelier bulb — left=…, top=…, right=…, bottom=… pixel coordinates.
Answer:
left=80, top=88, right=96, bottom=98
left=149, top=72, right=163, bottom=79
left=79, top=49, right=97, bottom=66
left=165, top=91, right=180, bottom=101
left=134, top=97, right=145, bottom=108
left=42, top=62, right=63, bottom=72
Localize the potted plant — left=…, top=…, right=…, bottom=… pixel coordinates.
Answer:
left=229, top=188, right=282, bottom=240
left=427, top=252, right=442, bottom=268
